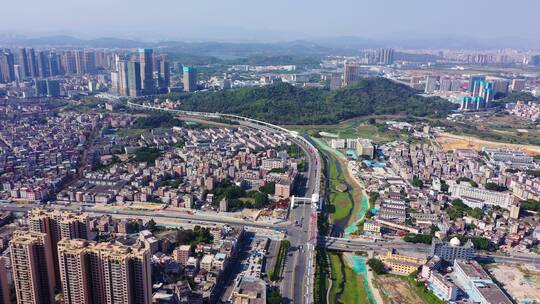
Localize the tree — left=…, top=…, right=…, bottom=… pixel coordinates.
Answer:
left=447, top=199, right=470, bottom=220
left=403, top=233, right=433, bottom=244
left=146, top=219, right=157, bottom=232
left=440, top=180, right=449, bottom=192
left=367, top=258, right=386, bottom=274
left=456, top=177, right=478, bottom=188
left=133, top=147, right=162, bottom=164
left=267, top=289, right=283, bottom=304
left=411, top=176, right=423, bottom=188
left=260, top=182, right=276, bottom=195
left=490, top=91, right=540, bottom=107
left=134, top=113, right=183, bottom=129
left=212, top=180, right=246, bottom=206
left=176, top=226, right=214, bottom=246
left=253, top=191, right=268, bottom=209
left=447, top=208, right=463, bottom=221
left=468, top=207, right=484, bottom=219
left=451, top=199, right=467, bottom=209
left=430, top=224, right=439, bottom=235
left=454, top=235, right=494, bottom=251
left=146, top=78, right=457, bottom=125
left=369, top=191, right=380, bottom=204
left=521, top=199, right=540, bottom=212
left=484, top=182, right=507, bottom=192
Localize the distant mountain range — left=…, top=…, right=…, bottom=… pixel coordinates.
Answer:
left=0, top=34, right=538, bottom=55
left=0, top=35, right=342, bottom=57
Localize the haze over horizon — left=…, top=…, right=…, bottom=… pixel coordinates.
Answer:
left=2, top=0, right=540, bottom=46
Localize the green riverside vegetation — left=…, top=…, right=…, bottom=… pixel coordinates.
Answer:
left=367, top=258, right=386, bottom=275
left=156, top=78, right=457, bottom=125
left=328, top=253, right=370, bottom=304
left=269, top=240, right=290, bottom=281
left=314, top=247, right=330, bottom=304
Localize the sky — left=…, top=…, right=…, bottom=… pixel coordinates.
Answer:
left=1, top=0, right=539, bottom=43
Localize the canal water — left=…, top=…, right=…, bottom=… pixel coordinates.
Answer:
left=344, top=192, right=369, bottom=236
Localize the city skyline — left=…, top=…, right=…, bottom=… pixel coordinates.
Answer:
left=1, top=0, right=540, bottom=46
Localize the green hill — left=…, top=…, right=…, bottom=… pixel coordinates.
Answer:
left=160, top=77, right=457, bottom=125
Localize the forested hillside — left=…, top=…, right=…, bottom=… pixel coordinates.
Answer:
left=160, top=77, right=457, bottom=125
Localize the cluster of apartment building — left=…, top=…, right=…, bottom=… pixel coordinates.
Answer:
left=153, top=225, right=245, bottom=303
left=373, top=236, right=511, bottom=302
left=389, top=143, right=490, bottom=183
left=329, top=137, right=375, bottom=159
left=407, top=70, right=538, bottom=112
left=0, top=209, right=152, bottom=304
left=0, top=208, right=252, bottom=304
left=351, top=139, right=540, bottom=254
left=0, top=104, right=101, bottom=201
left=484, top=148, right=535, bottom=169
left=421, top=239, right=511, bottom=304
left=56, top=126, right=298, bottom=213
left=509, top=100, right=540, bottom=122
left=388, top=144, right=528, bottom=211
left=500, top=170, right=540, bottom=201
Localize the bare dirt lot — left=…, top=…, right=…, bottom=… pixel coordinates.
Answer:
left=436, top=132, right=540, bottom=155
left=374, top=275, right=427, bottom=304
left=488, top=263, right=540, bottom=302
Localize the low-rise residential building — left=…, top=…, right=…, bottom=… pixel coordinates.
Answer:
left=453, top=260, right=512, bottom=304
left=230, top=276, right=266, bottom=304
left=380, top=251, right=426, bottom=275
left=428, top=272, right=458, bottom=301
left=431, top=237, right=476, bottom=263
left=200, top=254, right=214, bottom=271
left=363, top=220, right=381, bottom=234
left=449, top=182, right=515, bottom=210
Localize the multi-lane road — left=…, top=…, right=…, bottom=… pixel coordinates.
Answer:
left=279, top=135, right=321, bottom=304
left=0, top=202, right=285, bottom=230
left=322, top=236, right=540, bottom=268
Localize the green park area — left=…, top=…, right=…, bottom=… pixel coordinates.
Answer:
left=311, top=137, right=365, bottom=231
left=328, top=253, right=371, bottom=304
left=311, top=138, right=354, bottom=229
left=287, top=116, right=410, bottom=144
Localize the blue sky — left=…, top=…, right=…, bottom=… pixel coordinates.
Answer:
left=2, top=0, right=539, bottom=42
